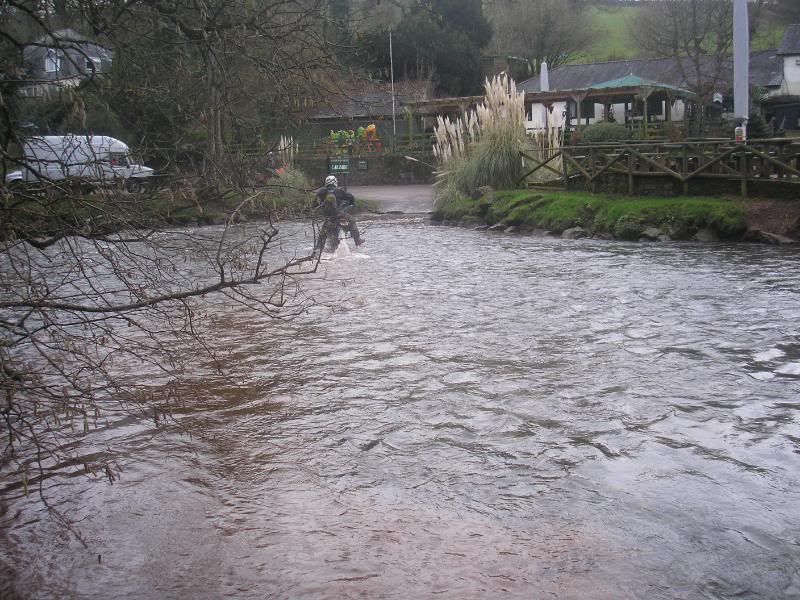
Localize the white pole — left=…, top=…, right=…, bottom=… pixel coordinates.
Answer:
left=390, top=28, right=397, bottom=145
left=733, top=0, right=749, bottom=136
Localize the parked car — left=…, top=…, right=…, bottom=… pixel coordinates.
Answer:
left=5, top=135, right=154, bottom=192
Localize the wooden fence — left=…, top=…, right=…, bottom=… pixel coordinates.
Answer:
left=297, top=133, right=435, bottom=159
left=518, top=139, right=800, bottom=198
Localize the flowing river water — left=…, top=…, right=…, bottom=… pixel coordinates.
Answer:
left=3, top=213, right=800, bottom=599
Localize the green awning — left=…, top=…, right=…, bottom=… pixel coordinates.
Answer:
left=589, top=75, right=695, bottom=97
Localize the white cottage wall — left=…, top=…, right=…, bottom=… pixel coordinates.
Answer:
left=782, top=55, right=800, bottom=96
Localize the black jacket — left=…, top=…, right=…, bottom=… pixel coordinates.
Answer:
left=316, top=186, right=355, bottom=216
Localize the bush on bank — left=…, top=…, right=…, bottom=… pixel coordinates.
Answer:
left=148, top=169, right=377, bottom=226
left=578, top=122, right=632, bottom=143
left=432, top=189, right=749, bottom=241
left=2, top=168, right=332, bottom=236
left=144, top=168, right=322, bottom=225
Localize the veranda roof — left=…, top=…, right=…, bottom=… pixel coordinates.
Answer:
left=589, top=75, right=696, bottom=98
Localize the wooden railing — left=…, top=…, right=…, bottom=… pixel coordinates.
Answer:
left=519, top=139, right=800, bottom=198
left=294, top=134, right=435, bottom=158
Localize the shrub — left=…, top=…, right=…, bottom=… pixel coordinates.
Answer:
left=745, top=113, right=769, bottom=139
left=614, top=215, right=645, bottom=240
left=255, top=168, right=312, bottom=217
left=666, top=123, right=686, bottom=142
left=580, top=122, right=631, bottom=143
left=432, top=182, right=476, bottom=221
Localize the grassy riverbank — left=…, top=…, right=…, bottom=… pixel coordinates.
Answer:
left=432, top=189, right=800, bottom=242
left=145, top=185, right=316, bottom=226
left=152, top=188, right=376, bottom=227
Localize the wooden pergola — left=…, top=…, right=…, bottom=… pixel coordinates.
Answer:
left=524, top=75, right=697, bottom=135
left=403, top=95, right=485, bottom=136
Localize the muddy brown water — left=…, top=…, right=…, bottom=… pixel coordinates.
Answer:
left=2, top=216, right=800, bottom=599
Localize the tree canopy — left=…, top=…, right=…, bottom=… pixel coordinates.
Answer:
left=630, top=0, right=768, bottom=117
left=485, top=0, right=597, bottom=78
left=770, top=0, right=800, bottom=23
left=361, top=0, right=492, bottom=96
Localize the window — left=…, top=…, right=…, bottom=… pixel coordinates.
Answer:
left=45, top=49, right=62, bottom=73
left=109, top=153, right=129, bottom=167
left=20, top=85, right=43, bottom=97
left=85, top=57, right=102, bottom=73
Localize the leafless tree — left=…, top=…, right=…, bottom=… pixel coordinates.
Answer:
left=0, top=0, right=345, bottom=534
left=102, top=0, right=339, bottom=178
left=485, top=0, right=598, bottom=75
left=350, top=0, right=410, bottom=29
left=768, top=0, right=800, bottom=23
left=630, top=0, right=767, bottom=129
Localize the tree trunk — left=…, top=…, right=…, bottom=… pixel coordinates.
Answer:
left=203, top=48, right=225, bottom=183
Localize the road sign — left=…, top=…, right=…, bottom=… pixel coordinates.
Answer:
left=329, top=157, right=350, bottom=173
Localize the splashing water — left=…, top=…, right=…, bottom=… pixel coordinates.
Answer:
left=334, top=239, right=352, bottom=258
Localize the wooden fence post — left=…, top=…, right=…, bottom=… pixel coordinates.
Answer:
left=682, top=145, right=689, bottom=196
left=627, top=150, right=634, bottom=195
left=740, top=146, right=748, bottom=198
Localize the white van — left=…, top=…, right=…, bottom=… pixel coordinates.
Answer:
left=6, top=135, right=154, bottom=192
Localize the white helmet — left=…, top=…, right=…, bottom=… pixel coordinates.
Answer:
left=325, top=175, right=338, bottom=187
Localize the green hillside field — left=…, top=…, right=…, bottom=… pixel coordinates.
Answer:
left=576, top=4, right=786, bottom=64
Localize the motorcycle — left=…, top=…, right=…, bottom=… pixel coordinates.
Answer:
left=318, top=210, right=353, bottom=254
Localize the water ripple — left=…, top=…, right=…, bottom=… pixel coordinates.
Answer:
left=3, top=223, right=800, bottom=598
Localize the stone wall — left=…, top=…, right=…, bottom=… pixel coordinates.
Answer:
left=298, top=154, right=435, bottom=188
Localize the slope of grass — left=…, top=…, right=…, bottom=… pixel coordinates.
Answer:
left=579, top=5, right=642, bottom=62
left=575, top=4, right=786, bottom=63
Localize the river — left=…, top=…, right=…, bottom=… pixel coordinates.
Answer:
left=2, top=214, right=800, bottom=599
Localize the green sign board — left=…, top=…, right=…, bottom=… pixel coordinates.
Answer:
left=329, top=157, right=350, bottom=173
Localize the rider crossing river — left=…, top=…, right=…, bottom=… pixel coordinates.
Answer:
left=315, top=175, right=363, bottom=250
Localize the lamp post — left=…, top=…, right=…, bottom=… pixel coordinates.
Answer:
left=733, top=0, right=749, bottom=141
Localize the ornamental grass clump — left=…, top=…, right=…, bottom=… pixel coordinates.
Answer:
left=277, top=134, right=297, bottom=169
left=433, top=75, right=529, bottom=210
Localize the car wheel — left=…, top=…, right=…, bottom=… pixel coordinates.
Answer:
left=126, top=179, right=143, bottom=193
